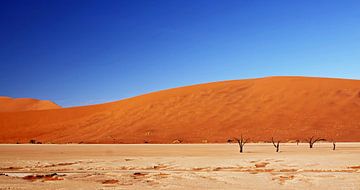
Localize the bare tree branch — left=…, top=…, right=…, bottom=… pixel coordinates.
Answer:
left=234, top=135, right=248, bottom=153
left=271, top=137, right=276, bottom=148
left=332, top=139, right=336, bottom=150
left=271, top=137, right=280, bottom=152
left=307, top=136, right=325, bottom=148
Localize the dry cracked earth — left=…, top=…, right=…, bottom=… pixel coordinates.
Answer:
left=0, top=143, right=359, bottom=189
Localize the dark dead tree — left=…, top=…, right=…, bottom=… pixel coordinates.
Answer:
left=235, top=135, right=249, bottom=153
left=332, top=140, right=336, bottom=150
left=296, top=140, right=300, bottom=146
left=271, top=137, right=280, bottom=152
left=307, top=136, right=325, bottom=148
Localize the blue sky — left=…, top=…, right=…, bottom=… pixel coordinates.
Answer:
left=1, top=0, right=360, bottom=107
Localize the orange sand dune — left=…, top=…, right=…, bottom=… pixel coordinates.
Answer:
left=0, top=76, right=360, bottom=143
left=0, top=96, right=61, bottom=112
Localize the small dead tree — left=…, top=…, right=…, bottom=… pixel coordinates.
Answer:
left=271, top=137, right=280, bottom=152
left=332, top=140, right=336, bottom=150
left=307, top=136, right=325, bottom=148
left=235, top=135, right=249, bottom=153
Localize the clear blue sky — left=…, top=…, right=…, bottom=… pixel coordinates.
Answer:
left=1, top=0, right=360, bottom=107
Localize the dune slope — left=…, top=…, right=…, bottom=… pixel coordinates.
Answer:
left=0, top=76, right=360, bottom=143
left=0, top=97, right=61, bottom=112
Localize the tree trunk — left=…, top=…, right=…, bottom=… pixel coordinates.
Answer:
left=236, top=136, right=248, bottom=154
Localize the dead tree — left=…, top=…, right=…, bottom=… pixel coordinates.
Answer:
left=307, top=136, right=325, bottom=148
left=235, top=135, right=248, bottom=153
left=332, top=141, right=336, bottom=150
left=271, top=137, right=280, bottom=152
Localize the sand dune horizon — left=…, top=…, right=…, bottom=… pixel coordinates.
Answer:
left=0, top=96, right=61, bottom=112
left=1, top=76, right=360, bottom=143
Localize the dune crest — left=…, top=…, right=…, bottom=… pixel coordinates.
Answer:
left=0, top=76, right=360, bottom=143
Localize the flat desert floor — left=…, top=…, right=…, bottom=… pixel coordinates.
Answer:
left=0, top=143, right=359, bottom=190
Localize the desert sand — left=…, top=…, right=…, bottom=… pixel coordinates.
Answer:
left=0, top=96, right=61, bottom=112
left=1, top=76, right=360, bottom=143
left=0, top=143, right=359, bottom=189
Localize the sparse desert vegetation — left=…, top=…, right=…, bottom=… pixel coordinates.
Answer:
left=235, top=135, right=248, bottom=153
left=307, top=137, right=326, bottom=148
left=1, top=0, right=360, bottom=189
left=0, top=143, right=359, bottom=189
left=271, top=137, right=281, bottom=152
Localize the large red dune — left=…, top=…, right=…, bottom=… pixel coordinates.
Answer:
left=0, top=96, right=61, bottom=112
left=0, top=76, right=360, bottom=143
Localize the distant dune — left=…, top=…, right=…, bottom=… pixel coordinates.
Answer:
left=0, top=76, right=360, bottom=143
left=0, top=96, right=61, bottom=112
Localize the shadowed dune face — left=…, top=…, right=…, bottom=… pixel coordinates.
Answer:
left=0, top=76, right=360, bottom=143
left=0, top=97, right=61, bottom=112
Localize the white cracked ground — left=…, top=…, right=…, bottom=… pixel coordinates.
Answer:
left=0, top=143, right=359, bottom=190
